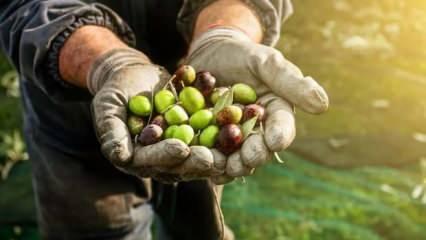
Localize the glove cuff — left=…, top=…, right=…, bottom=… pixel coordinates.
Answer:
left=187, top=27, right=252, bottom=60
left=177, top=0, right=294, bottom=46
left=87, top=48, right=151, bottom=94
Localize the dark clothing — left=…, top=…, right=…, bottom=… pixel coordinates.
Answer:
left=0, top=1, right=222, bottom=239
left=0, top=0, right=187, bottom=152
left=0, top=0, right=292, bottom=239
left=26, top=124, right=224, bottom=239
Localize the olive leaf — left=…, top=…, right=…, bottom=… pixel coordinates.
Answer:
left=213, top=88, right=233, bottom=115
left=241, top=116, right=258, bottom=139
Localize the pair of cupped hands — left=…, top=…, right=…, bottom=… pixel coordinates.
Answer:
left=90, top=28, right=329, bottom=184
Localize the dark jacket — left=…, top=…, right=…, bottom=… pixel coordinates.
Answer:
left=0, top=1, right=189, bottom=154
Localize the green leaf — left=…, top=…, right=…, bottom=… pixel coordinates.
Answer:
left=241, top=116, right=258, bottom=139
left=213, top=88, right=233, bottom=115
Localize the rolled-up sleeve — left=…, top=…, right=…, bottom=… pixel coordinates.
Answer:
left=177, top=0, right=293, bottom=46
left=0, top=0, right=135, bottom=100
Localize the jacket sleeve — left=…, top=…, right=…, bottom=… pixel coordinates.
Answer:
left=177, top=0, right=293, bottom=46
left=0, top=0, right=135, bottom=100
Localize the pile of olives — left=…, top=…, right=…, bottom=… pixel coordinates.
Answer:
left=127, top=65, right=265, bottom=155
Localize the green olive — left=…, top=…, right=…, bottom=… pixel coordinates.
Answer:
left=189, top=109, right=213, bottom=130
left=154, top=90, right=176, bottom=113
left=127, top=115, right=144, bottom=135
left=129, top=95, right=152, bottom=116
left=210, top=87, right=228, bottom=105
left=179, top=87, right=206, bottom=114
left=173, top=124, right=195, bottom=145
left=200, top=125, right=220, bottom=148
left=164, top=105, right=189, bottom=125
left=232, top=83, right=257, bottom=104
left=164, top=125, right=179, bottom=139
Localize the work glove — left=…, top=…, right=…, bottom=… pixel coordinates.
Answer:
left=89, top=49, right=223, bottom=183
left=186, top=28, right=329, bottom=184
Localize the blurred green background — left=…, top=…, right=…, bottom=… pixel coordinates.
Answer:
left=1, top=0, right=426, bottom=239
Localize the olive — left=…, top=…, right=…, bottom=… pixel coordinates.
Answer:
left=242, top=104, right=265, bottom=124
left=151, top=115, right=168, bottom=130
left=210, top=87, right=228, bottom=105
left=164, top=125, right=179, bottom=139
left=175, top=65, right=196, bottom=85
left=194, top=71, right=216, bottom=97
left=164, top=105, right=189, bottom=125
left=138, top=124, right=163, bottom=146
left=179, top=87, right=206, bottom=114
left=217, top=124, right=243, bottom=155
left=129, top=95, right=152, bottom=116
left=127, top=115, right=144, bottom=136
left=199, top=125, right=220, bottom=148
left=232, top=83, right=257, bottom=104
left=173, top=124, right=195, bottom=145
left=189, top=109, right=213, bottom=130
left=216, top=105, right=243, bottom=126
left=154, top=90, right=175, bottom=113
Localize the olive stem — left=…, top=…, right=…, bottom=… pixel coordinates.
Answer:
left=163, top=74, right=176, bottom=90
left=259, top=121, right=265, bottom=135
left=168, top=77, right=180, bottom=101
left=274, top=152, right=284, bottom=164
left=162, top=74, right=179, bottom=101
left=147, top=86, right=155, bottom=124
left=169, top=84, right=179, bottom=101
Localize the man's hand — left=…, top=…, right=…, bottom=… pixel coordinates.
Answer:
left=188, top=1, right=329, bottom=184
left=59, top=27, right=222, bottom=183
left=89, top=49, right=227, bottom=183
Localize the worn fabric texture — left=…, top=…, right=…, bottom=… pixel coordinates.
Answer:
left=0, top=0, right=291, bottom=239
left=185, top=27, right=328, bottom=182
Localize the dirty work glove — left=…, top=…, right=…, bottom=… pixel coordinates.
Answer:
left=89, top=49, right=221, bottom=183
left=186, top=28, right=329, bottom=183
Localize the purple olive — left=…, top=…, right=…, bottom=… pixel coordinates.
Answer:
left=242, top=104, right=265, bottom=124
left=138, top=124, right=163, bottom=146
left=217, top=124, right=243, bottom=155
left=151, top=115, right=168, bottom=130
left=194, top=71, right=216, bottom=97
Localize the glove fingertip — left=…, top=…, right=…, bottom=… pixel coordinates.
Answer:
left=102, top=139, right=133, bottom=167
left=211, top=148, right=227, bottom=171
left=188, top=146, right=214, bottom=169
left=164, top=139, right=191, bottom=159
left=241, top=134, right=271, bottom=168
left=226, top=151, right=254, bottom=177
left=265, top=125, right=296, bottom=152
left=300, top=77, right=329, bottom=114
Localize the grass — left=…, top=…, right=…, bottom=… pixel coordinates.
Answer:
left=1, top=0, right=426, bottom=239
left=223, top=152, right=426, bottom=240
